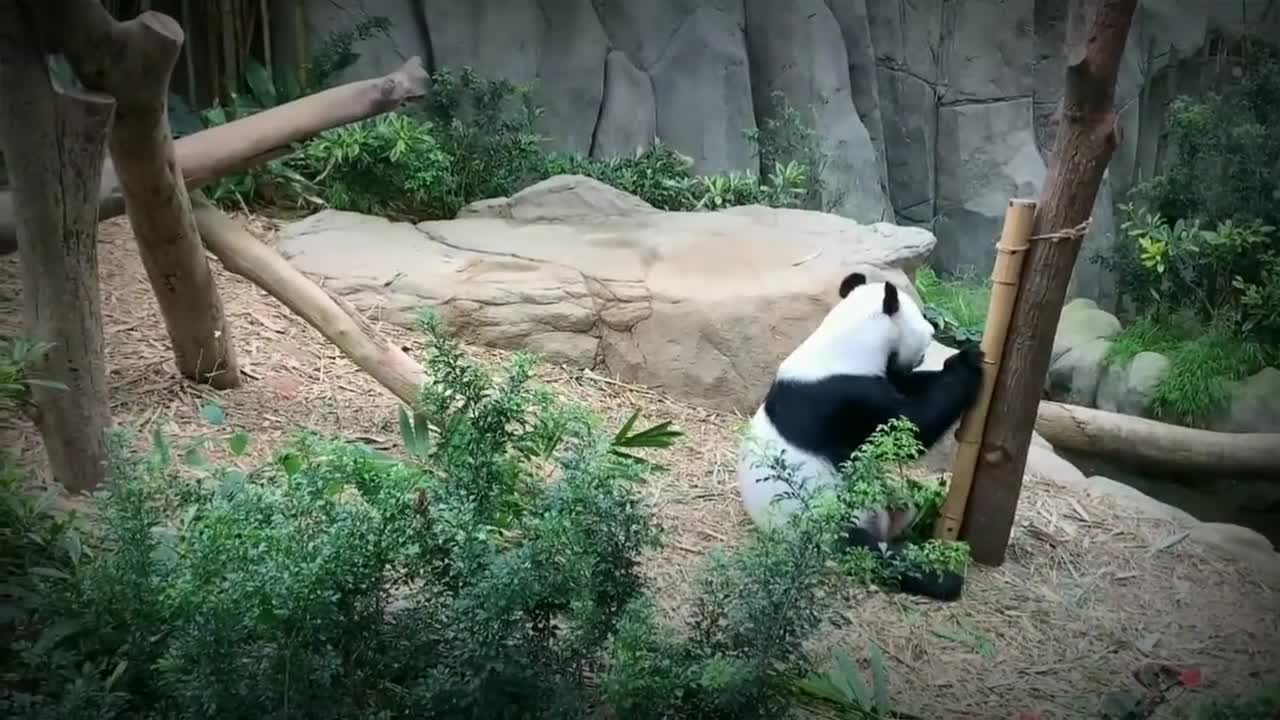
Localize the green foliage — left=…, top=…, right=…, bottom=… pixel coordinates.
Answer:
left=1088, top=39, right=1280, bottom=427
left=283, top=68, right=817, bottom=220
left=601, top=518, right=836, bottom=719
left=0, top=339, right=67, bottom=414
left=182, top=12, right=825, bottom=220
left=1102, top=315, right=1184, bottom=368
left=914, top=266, right=990, bottom=346
left=1104, top=317, right=1269, bottom=427
left=1149, top=328, right=1268, bottom=427
left=0, top=315, right=865, bottom=720
left=744, top=89, right=840, bottom=212
left=1131, top=35, right=1280, bottom=230
left=1104, top=204, right=1280, bottom=343
left=794, top=644, right=893, bottom=719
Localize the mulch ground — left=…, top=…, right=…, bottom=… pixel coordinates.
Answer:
left=2, top=215, right=1277, bottom=719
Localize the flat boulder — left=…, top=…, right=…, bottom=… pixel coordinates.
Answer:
left=276, top=175, right=936, bottom=413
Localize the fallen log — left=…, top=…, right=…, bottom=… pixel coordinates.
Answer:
left=190, top=192, right=426, bottom=406
left=0, top=55, right=431, bottom=239
left=1034, top=400, right=1280, bottom=477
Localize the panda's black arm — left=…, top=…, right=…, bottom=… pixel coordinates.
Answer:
left=885, top=368, right=946, bottom=397
left=891, top=370, right=982, bottom=449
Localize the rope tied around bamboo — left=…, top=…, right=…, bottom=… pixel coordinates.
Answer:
left=1030, top=217, right=1093, bottom=243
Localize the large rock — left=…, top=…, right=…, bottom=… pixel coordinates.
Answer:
left=590, top=51, right=657, bottom=159
left=1052, top=298, right=1122, bottom=362
left=1048, top=338, right=1112, bottom=407
left=277, top=175, right=935, bottom=413
left=744, top=0, right=891, bottom=223
left=932, top=98, right=1046, bottom=274
left=1210, top=367, right=1280, bottom=433
left=1096, top=351, right=1170, bottom=417
left=600, top=1, right=759, bottom=174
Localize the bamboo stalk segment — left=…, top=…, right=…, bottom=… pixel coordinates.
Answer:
left=933, top=198, right=1038, bottom=540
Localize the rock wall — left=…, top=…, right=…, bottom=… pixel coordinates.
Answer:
left=272, top=1, right=1279, bottom=310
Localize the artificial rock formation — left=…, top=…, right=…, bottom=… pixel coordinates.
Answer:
left=274, top=0, right=1280, bottom=309
left=276, top=175, right=935, bottom=414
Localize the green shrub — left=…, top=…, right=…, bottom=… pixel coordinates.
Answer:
left=0, top=316, right=875, bottom=720
left=1106, top=317, right=1268, bottom=426
left=188, top=13, right=826, bottom=221
left=914, top=266, right=990, bottom=347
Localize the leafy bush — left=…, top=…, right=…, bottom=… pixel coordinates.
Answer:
left=1104, top=318, right=1268, bottom=426
left=278, top=67, right=817, bottom=220
left=1103, top=205, right=1280, bottom=344
left=3, top=316, right=909, bottom=720
left=184, top=12, right=825, bottom=220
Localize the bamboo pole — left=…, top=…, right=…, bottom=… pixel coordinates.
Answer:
left=934, top=199, right=1038, bottom=540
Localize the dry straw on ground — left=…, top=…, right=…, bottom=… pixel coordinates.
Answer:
left=2, top=216, right=1276, bottom=719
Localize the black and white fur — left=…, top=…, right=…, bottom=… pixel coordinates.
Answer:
left=737, top=272, right=984, bottom=598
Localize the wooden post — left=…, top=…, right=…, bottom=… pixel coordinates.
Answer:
left=34, top=2, right=244, bottom=389
left=934, top=199, right=1037, bottom=541
left=0, top=5, right=116, bottom=493
left=960, top=0, right=1139, bottom=566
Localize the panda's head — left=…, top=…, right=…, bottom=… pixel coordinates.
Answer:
left=779, top=271, right=935, bottom=381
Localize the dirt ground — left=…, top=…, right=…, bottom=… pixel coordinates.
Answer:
left=3, top=215, right=1277, bottom=719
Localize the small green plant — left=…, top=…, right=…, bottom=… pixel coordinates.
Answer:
left=794, top=644, right=894, bottom=719
left=744, top=90, right=839, bottom=211
left=915, top=266, right=990, bottom=346
left=0, top=338, right=67, bottom=414
left=1149, top=328, right=1268, bottom=427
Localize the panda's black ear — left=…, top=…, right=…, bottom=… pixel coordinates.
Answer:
left=882, top=282, right=900, bottom=315
left=838, top=272, right=867, bottom=298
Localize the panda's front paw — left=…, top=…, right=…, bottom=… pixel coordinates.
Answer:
left=944, top=343, right=984, bottom=374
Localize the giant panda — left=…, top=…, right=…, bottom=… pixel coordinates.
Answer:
left=736, top=270, right=985, bottom=600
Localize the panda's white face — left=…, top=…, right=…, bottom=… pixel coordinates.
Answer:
left=885, top=287, right=935, bottom=373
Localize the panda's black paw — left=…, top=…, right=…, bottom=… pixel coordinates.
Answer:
left=944, top=343, right=985, bottom=375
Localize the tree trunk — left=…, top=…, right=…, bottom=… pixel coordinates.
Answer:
left=1035, top=401, right=1280, bottom=477
left=960, top=0, right=1140, bottom=566
left=32, top=2, right=242, bottom=389
left=0, top=56, right=430, bottom=236
left=0, top=6, right=115, bottom=493
left=190, top=193, right=427, bottom=405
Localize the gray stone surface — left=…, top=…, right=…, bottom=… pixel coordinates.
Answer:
left=276, top=175, right=936, bottom=414
left=278, top=0, right=1280, bottom=304
left=1096, top=351, right=1171, bottom=417
left=591, top=51, right=657, bottom=159
left=1210, top=367, right=1280, bottom=434
left=744, top=0, right=890, bottom=222
left=1048, top=337, right=1112, bottom=407
left=1052, top=299, right=1122, bottom=363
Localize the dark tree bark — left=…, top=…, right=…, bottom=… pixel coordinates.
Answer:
left=959, top=0, right=1140, bottom=566
left=0, top=4, right=115, bottom=493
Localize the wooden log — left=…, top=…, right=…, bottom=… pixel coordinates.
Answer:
left=935, top=199, right=1037, bottom=540
left=1035, top=401, right=1280, bottom=477
left=39, top=3, right=242, bottom=389
left=189, top=193, right=427, bottom=406
left=0, top=7, right=115, bottom=493
left=0, top=56, right=431, bottom=234
left=960, top=0, right=1140, bottom=566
